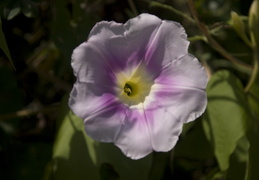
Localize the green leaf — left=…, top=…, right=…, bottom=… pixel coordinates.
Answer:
left=173, top=119, right=215, bottom=178
left=246, top=77, right=259, bottom=180
left=175, top=119, right=214, bottom=161
left=51, top=111, right=98, bottom=180
left=0, top=18, right=15, bottom=69
left=203, top=70, right=249, bottom=171
left=226, top=137, right=249, bottom=180
left=50, top=108, right=153, bottom=180
left=148, top=152, right=171, bottom=180
left=247, top=76, right=259, bottom=121
left=99, top=163, right=120, bottom=180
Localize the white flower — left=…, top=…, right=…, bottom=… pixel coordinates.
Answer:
left=69, top=13, right=208, bottom=159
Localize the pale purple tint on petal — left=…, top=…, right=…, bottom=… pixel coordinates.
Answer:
left=143, top=103, right=183, bottom=152
left=114, top=107, right=153, bottom=159
left=72, top=13, right=191, bottom=88
left=137, top=54, right=207, bottom=152
left=144, top=20, right=189, bottom=77
left=69, top=13, right=208, bottom=159
left=69, top=82, right=127, bottom=142
left=71, top=42, right=117, bottom=86
left=86, top=14, right=162, bottom=73
left=155, top=54, right=208, bottom=90
left=84, top=14, right=190, bottom=75
left=69, top=82, right=116, bottom=120
left=84, top=103, right=127, bottom=142
left=140, top=83, right=206, bottom=152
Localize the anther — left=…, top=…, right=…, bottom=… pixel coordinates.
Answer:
left=124, top=83, right=132, bottom=96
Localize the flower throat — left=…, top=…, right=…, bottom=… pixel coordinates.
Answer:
left=124, top=82, right=137, bottom=97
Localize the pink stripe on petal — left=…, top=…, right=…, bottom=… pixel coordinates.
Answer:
left=69, top=82, right=118, bottom=120
left=155, top=54, right=208, bottom=89
left=69, top=13, right=208, bottom=159
left=84, top=103, right=127, bottom=142
left=142, top=86, right=206, bottom=151
left=69, top=82, right=127, bottom=142
left=143, top=104, right=183, bottom=152
left=144, top=20, right=189, bottom=77
left=114, top=106, right=153, bottom=159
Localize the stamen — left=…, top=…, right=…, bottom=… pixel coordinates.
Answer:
left=124, top=83, right=133, bottom=96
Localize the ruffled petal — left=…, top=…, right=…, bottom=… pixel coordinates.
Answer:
left=69, top=14, right=208, bottom=159
left=71, top=42, right=117, bottom=86
left=144, top=19, right=189, bottom=76
left=142, top=103, right=184, bottom=152
left=72, top=14, right=190, bottom=88
left=114, top=106, right=153, bottom=159
left=140, top=54, right=207, bottom=151
left=69, top=82, right=125, bottom=142
left=86, top=21, right=127, bottom=72
left=144, top=86, right=206, bottom=151
left=155, top=54, right=208, bottom=93
left=86, top=14, right=163, bottom=72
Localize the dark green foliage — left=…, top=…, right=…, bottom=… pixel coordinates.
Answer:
left=0, top=0, right=258, bottom=180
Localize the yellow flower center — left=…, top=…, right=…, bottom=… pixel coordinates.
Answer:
left=116, top=62, right=153, bottom=106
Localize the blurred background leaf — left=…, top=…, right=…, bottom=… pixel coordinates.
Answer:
left=50, top=0, right=99, bottom=76
left=173, top=118, right=215, bottom=179
left=49, top=103, right=153, bottom=180
left=0, top=0, right=258, bottom=179
left=226, top=136, right=249, bottom=180
left=246, top=76, right=259, bottom=180
left=3, top=0, right=21, bottom=20
left=21, top=0, right=38, bottom=18
left=0, top=18, right=14, bottom=67
left=203, top=70, right=249, bottom=173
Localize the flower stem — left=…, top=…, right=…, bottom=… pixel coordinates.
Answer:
left=188, top=35, right=206, bottom=42
left=187, top=0, right=253, bottom=74
left=148, top=1, right=195, bottom=24
left=244, top=46, right=259, bottom=92
left=127, top=0, right=138, bottom=17
left=0, top=106, right=58, bottom=121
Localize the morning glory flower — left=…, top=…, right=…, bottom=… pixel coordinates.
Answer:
left=69, top=13, right=208, bottom=159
